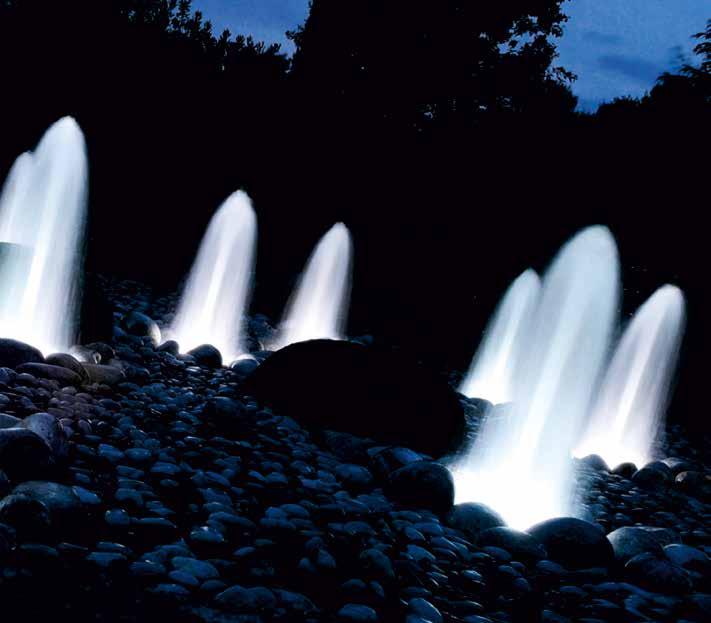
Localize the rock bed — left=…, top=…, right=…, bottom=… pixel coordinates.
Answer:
left=0, top=277, right=707, bottom=622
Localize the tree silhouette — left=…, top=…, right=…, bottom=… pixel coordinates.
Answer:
left=647, top=20, right=710, bottom=117
left=288, top=0, right=576, bottom=130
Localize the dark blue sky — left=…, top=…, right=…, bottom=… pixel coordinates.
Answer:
left=193, top=0, right=708, bottom=110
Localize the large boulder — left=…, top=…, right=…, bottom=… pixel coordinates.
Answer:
left=527, top=517, right=614, bottom=570
left=243, top=340, right=465, bottom=457
left=0, top=338, right=43, bottom=369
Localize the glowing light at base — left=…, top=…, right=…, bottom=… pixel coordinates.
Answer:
left=459, top=269, right=541, bottom=404
left=0, top=117, right=88, bottom=355
left=574, top=285, right=686, bottom=469
left=452, top=457, right=569, bottom=531
left=451, top=226, right=620, bottom=530
left=169, top=191, right=256, bottom=363
left=271, top=223, right=352, bottom=349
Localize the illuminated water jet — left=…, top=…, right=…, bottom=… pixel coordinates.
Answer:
left=169, top=191, right=256, bottom=363
left=459, top=269, right=541, bottom=404
left=574, top=285, right=685, bottom=469
left=0, top=117, right=88, bottom=354
left=271, top=223, right=352, bottom=349
left=452, top=226, right=620, bottom=530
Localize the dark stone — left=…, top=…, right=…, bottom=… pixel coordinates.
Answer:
left=337, top=604, right=378, bottom=622
left=205, top=396, right=244, bottom=420
left=188, top=344, right=223, bottom=368
left=71, top=346, right=101, bottom=364
left=157, top=340, right=180, bottom=356
left=359, top=548, right=395, bottom=583
left=661, top=457, right=692, bottom=476
left=446, top=502, right=506, bottom=540
left=0, top=469, right=9, bottom=497
left=0, top=414, right=22, bottom=429
left=624, top=552, right=692, bottom=594
left=607, top=526, right=665, bottom=565
left=0, top=521, right=14, bottom=555
left=675, top=471, right=711, bottom=500
left=0, top=338, right=43, bottom=369
left=21, top=412, right=67, bottom=456
left=215, top=584, right=277, bottom=613
left=122, top=311, right=161, bottom=344
left=231, top=357, right=259, bottom=376
left=83, top=342, right=116, bottom=363
left=12, top=481, right=85, bottom=521
left=0, top=428, right=54, bottom=480
left=384, top=461, right=454, bottom=514
left=664, top=544, right=711, bottom=574
left=45, top=353, right=89, bottom=380
left=244, top=340, right=465, bottom=457
left=408, top=598, right=442, bottom=623
left=579, top=454, right=610, bottom=472
left=527, top=518, right=614, bottom=570
left=370, top=446, right=424, bottom=479
left=17, top=363, right=82, bottom=385
left=0, top=493, right=51, bottom=539
left=242, top=335, right=262, bottom=354
left=81, top=364, right=126, bottom=386
left=322, top=430, right=372, bottom=463
left=478, top=527, right=547, bottom=562
left=685, top=593, right=711, bottom=619
left=611, top=462, right=637, bottom=478
left=643, top=460, right=673, bottom=478
left=336, top=464, right=374, bottom=489
left=631, top=466, right=668, bottom=489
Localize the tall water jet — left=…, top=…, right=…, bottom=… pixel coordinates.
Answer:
left=271, top=223, right=352, bottom=349
left=169, top=191, right=257, bottom=363
left=0, top=117, right=88, bottom=354
left=459, top=269, right=541, bottom=404
left=451, top=226, right=620, bottom=529
left=574, top=285, right=686, bottom=469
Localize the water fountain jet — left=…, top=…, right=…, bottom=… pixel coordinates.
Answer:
left=452, top=226, right=620, bottom=529
left=169, top=191, right=257, bottom=363
left=0, top=117, right=88, bottom=355
left=271, top=223, right=352, bottom=349
left=574, top=285, right=686, bottom=469
left=459, top=269, right=541, bottom=404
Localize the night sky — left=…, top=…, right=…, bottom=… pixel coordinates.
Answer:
left=192, top=0, right=708, bottom=110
